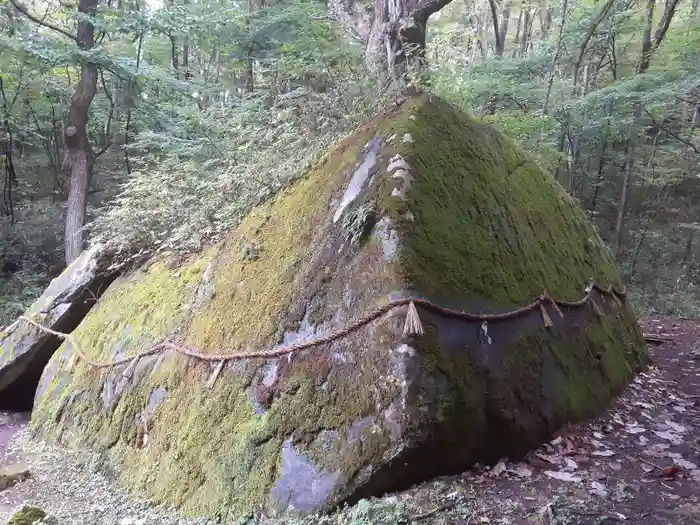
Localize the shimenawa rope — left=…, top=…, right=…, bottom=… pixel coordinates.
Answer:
left=14, top=280, right=625, bottom=385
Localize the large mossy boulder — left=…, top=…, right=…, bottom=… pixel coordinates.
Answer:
left=31, top=93, right=648, bottom=520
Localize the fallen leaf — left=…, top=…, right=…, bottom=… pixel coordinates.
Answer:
left=528, top=457, right=556, bottom=470
left=592, top=449, right=615, bottom=457
left=589, top=480, right=608, bottom=496
left=507, top=463, right=533, bottom=479
left=666, top=421, right=687, bottom=434
left=535, top=452, right=561, bottom=465
left=659, top=466, right=680, bottom=478
left=563, top=458, right=578, bottom=471
left=544, top=470, right=583, bottom=482
left=590, top=470, right=607, bottom=480
left=654, top=431, right=683, bottom=445
left=675, top=458, right=698, bottom=471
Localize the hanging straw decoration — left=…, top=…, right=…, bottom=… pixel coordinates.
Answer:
left=402, top=301, right=424, bottom=336
left=121, top=355, right=139, bottom=380
left=539, top=302, right=554, bottom=328
left=66, top=353, right=77, bottom=374
left=544, top=292, right=564, bottom=319
left=590, top=297, right=603, bottom=317
left=609, top=287, right=623, bottom=307
left=207, top=360, right=226, bottom=389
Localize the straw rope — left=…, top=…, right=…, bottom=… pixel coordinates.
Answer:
left=14, top=280, right=626, bottom=379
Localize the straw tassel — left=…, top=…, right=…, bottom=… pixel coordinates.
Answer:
left=590, top=297, right=603, bottom=317
left=610, top=288, right=622, bottom=307
left=540, top=303, right=553, bottom=328
left=207, top=360, right=226, bottom=389
left=122, top=356, right=139, bottom=380
left=402, top=301, right=424, bottom=337
left=544, top=292, right=564, bottom=319
left=66, top=353, right=77, bottom=373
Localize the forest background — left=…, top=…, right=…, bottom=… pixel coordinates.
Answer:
left=0, top=0, right=699, bottom=326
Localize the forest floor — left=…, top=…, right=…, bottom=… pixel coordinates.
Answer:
left=0, top=318, right=698, bottom=525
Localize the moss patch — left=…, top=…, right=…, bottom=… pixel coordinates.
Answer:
left=377, top=94, right=619, bottom=309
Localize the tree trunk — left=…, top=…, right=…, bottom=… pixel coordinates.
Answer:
left=512, top=10, right=522, bottom=57
left=487, top=0, right=503, bottom=56
left=365, top=0, right=455, bottom=82
left=519, top=9, right=532, bottom=56
left=498, top=1, right=511, bottom=55
left=613, top=0, right=680, bottom=256
left=63, top=0, right=98, bottom=264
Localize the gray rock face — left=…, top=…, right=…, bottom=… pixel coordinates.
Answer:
left=0, top=245, right=118, bottom=410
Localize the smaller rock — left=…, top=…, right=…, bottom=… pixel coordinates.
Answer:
left=0, top=464, right=30, bottom=491
left=6, top=504, right=58, bottom=525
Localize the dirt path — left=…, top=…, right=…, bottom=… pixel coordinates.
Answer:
left=0, top=411, right=30, bottom=516
left=0, top=318, right=698, bottom=524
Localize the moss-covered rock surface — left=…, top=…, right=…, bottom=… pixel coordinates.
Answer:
left=31, top=93, right=648, bottom=522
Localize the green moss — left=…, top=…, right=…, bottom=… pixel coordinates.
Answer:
left=32, top=123, right=390, bottom=519
left=184, top=133, right=374, bottom=352
left=379, top=94, right=619, bottom=308
left=31, top=255, right=210, bottom=437
left=6, top=505, right=54, bottom=525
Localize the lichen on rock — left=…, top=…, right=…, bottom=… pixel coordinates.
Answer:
left=5, top=504, right=57, bottom=525
left=31, top=92, right=648, bottom=522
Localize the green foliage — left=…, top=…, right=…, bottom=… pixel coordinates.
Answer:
left=1, top=0, right=700, bottom=319
left=427, top=0, right=700, bottom=315
left=342, top=202, right=377, bottom=246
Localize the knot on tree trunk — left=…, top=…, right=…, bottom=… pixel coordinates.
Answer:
left=63, top=124, right=84, bottom=149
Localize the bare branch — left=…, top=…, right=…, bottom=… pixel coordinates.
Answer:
left=94, top=142, right=112, bottom=157
left=7, top=0, right=78, bottom=43
left=642, top=106, right=700, bottom=155
left=572, top=0, right=616, bottom=82
left=413, top=0, right=455, bottom=23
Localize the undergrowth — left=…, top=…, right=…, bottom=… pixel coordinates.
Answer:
left=0, top=196, right=64, bottom=327
left=88, top=68, right=404, bottom=259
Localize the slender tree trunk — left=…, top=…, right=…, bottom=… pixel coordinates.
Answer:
left=519, top=9, right=532, bottom=56
left=613, top=0, right=680, bottom=256
left=540, top=5, right=552, bottom=37
left=64, top=0, right=98, bottom=264
left=487, top=0, right=504, bottom=56
left=541, top=0, right=568, bottom=115
left=498, top=1, right=511, bottom=53
left=683, top=228, right=696, bottom=265
left=512, top=10, right=522, bottom=57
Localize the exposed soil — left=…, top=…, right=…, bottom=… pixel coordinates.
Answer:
left=0, top=318, right=698, bottom=524
left=0, top=412, right=30, bottom=516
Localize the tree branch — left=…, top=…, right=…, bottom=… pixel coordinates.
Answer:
left=7, top=0, right=78, bottom=43
left=642, top=106, right=700, bottom=155
left=413, top=0, right=455, bottom=23
left=573, top=0, right=615, bottom=82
